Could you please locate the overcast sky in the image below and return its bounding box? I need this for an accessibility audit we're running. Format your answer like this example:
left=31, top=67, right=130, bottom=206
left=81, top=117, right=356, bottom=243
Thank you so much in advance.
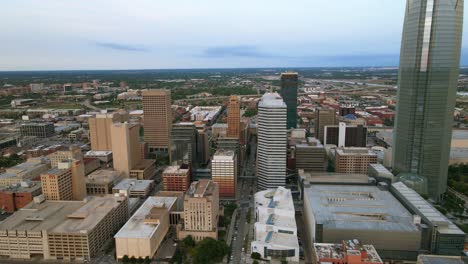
left=1, top=0, right=467, bottom=70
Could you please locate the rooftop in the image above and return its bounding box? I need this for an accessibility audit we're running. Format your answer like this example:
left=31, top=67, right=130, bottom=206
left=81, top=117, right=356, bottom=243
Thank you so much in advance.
left=305, top=185, right=419, bottom=232
left=114, top=196, right=176, bottom=239
left=392, top=182, right=465, bottom=235
left=336, top=147, right=376, bottom=156
left=259, top=93, right=286, bottom=108
left=213, top=149, right=235, bottom=159
left=187, top=179, right=216, bottom=198
left=85, top=150, right=113, bottom=156
left=113, top=178, right=153, bottom=192
left=163, top=166, right=190, bottom=175
left=255, top=187, right=295, bottom=212
left=417, top=255, right=466, bottom=264
left=0, top=195, right=126, bottom=234
left=314, top=240, right=383, bottom=263
left=299, top=171, right=371, bottom=185
left=86, top=170, right=120, bottom=184
left=131, top=159, right=155, bottom=171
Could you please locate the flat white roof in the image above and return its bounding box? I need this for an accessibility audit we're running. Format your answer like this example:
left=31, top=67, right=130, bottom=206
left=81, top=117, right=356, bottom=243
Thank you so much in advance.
left=259, top=93, right=286, bottom=108
left=114, top=196, right=176, bottom=239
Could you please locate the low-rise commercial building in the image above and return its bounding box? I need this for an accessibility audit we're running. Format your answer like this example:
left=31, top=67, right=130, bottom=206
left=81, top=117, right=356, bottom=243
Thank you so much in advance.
left=47, top=145, right=83, bottom=168
left=335, top=148, right=378, bottom=174
left=163, top=165, right=191, bottom=192
left=0, top=195, right=129, bottom=261
left=0, top=157, right=50, bottom=187
left=114, top=196, right=177, bottom=260
left=391, top=182, right=465, bottom=256
left=112, top=179, right=154, bottom=198
left=86, top=170, right=121, bottom=195
left=20, top=123, right=54, bottom=138
left=252, top=187, right=299, bottom=262
left=417, top=255, right=466, bottom=264
left=129, top=159, right=156, bottom=180
left=0, top=182, right=42, bottom=213
left=178, top=180, right=219, bottom=241
left=85, top=150, right=113, bottom=167
left=303, top=184, right=421, bottom=260
left=292, top=137, right=326, bottom=172
left=368, top=163, right=394, bottom=184
left=313, top=240, right=383, bottom=264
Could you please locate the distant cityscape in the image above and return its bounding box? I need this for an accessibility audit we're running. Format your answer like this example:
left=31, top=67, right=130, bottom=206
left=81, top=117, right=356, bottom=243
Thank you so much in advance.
left=0, top=1, right=467, bottom=264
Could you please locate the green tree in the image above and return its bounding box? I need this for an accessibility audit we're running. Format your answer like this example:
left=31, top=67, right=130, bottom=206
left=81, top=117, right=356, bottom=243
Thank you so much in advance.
left=144, top=256, right=151, bottom=264
left=130, top=256, right=137, bottom=264
left=122, top=255, right=130, bottom=263
left=253, top=261, right=259, bottom=264
left=137, top=257, right=144, bottom=263
left=181, top=235, right=196, bottom=248
left=192, top=238, right=229, bottom=264
left=251, top=252, right=261, bottom=260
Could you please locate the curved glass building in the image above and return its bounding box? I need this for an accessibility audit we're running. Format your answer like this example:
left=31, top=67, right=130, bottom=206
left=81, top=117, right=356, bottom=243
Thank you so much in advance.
left=393, top=0, right=464, bottom=200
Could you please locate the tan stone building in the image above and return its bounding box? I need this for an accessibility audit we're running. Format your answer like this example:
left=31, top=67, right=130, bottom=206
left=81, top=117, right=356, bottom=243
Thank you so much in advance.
left=89, top=112, right=128, bottom=151
left=0, top=157, right=50, bottom=187
left=40, top=159, right=87, bottom=201
left=227, top=95, right=240, bottom=139
left=178, top=180, right=219, bottom=241
left=129, top=159, right=156, bottom=180
left=86, top=169, right=121, bottom=195
left=0, top=195, right=128, bottom=261
left=114, top=196, right=177, bottom=260
left=142, top=90, right=172, bottom=152
left=162, top=165, right=190, bottom=192
left=47, top=145, right=83, bottom=167
left=111, top=122, right=141, bottom=178
left=314, top=107, right=336, bottom=144
left=335, top=147, right=378, bottom=174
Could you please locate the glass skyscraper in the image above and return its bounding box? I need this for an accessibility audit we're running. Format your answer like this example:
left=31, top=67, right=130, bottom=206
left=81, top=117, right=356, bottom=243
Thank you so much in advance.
left=393, top=0, right=464, bottom=200
left=280, top=72, right=298, bottom=129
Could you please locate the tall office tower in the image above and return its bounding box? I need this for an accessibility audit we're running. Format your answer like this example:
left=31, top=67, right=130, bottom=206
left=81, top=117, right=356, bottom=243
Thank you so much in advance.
left=212, top=150, right=237, bottom=199
left=111, top=123, right=141, bottom=178
left=88, top=112, right=128, bottom=151
left=178, top=180, right=219, bottom=241
left=142, top=90, right=172, bottom=152
left=324, top=123, right=367, bottom=147
left=227, top=95, right=240, bottom=139
left=314, top=107, right=336, bottom=144
left=393, top=0, right=464, bottom=200
left=170, top=123, right=197, bottom=166
left=194, top=122, right=210, bottom=166
left=257, top=93, right=287, bottom=190
left=280, top=72, right=298, bottom=129
left=48, top=145, right=83, bottom=167
left=68, top=159, right=87, bottom=200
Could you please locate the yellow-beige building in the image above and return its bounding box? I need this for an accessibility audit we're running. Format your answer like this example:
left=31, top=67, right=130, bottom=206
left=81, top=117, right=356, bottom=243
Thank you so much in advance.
left=114, top=196, right=177, bottom=260
left=89, top=112, right=128, bottom=151
left=47, top=145, right=83, bottom=167
left=0, top=195, right=128, bottom=261
left=178, top=180, right=219, bottom=241
left=111, top=122, right=141, bottom=178
left=0, top=157, right=50, bottom=187
left=40, top=159, right=86, bottom=201
left=142, top=90, right=172, bottom=152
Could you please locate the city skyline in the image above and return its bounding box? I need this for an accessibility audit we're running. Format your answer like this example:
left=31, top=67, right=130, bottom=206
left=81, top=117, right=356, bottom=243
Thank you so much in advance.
left=3, top=0, right=468, bottom=70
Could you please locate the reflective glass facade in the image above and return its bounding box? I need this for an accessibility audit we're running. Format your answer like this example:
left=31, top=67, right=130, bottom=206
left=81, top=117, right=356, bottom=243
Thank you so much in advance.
left=394, top=0, right=464, bottom=200
left=280, top=72, right=298, bottom=129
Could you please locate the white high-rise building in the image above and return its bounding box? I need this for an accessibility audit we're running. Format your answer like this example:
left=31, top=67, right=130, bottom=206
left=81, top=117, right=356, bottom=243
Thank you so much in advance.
left=257, top=93, right=287, bottom=190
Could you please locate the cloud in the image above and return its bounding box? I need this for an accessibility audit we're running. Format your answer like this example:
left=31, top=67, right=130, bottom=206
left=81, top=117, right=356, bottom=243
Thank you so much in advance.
left=201, top=45, right=271, bottom=58
left=95, top=42, right=149, bottom=52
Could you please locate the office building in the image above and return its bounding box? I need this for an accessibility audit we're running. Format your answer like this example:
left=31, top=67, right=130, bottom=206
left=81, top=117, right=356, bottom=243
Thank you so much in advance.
left=85, top=150, right=113, bottom=167
left=177, top=180, right=219, bottom=241
left=417, top=255, right=466, bottom=264
left=339, top=106, right=356, bottom=117
left=315, top=108, right=336, bottom=144
left=195, top=122, right=210, bottom=165
left=251, top=187, right=299, bottom=262
left=111, top=122, right=141, bottom=178
left=86, top=169, right=121, bottom=195
left=40, top=160, right=85, bottom=201
left=0, top=182, right=42, bottom=213
left=48, top=145, right=83, bottom=167
left=88, top=113, right=128, bottom=151
left=291, top=137, right=326, bottom=172
left=227, top=95, right=240, bottom=139
left=0, top=195, right=128, bottom=261
left=20, top=123, right=55, bottom=138
left=142, top=89, right=172, bottom=152
left=324, top=123, right=367, bottom=147
left=335, top=148, right=378, bottom=174
left=212, top=150, right=237, bottom=199
left=170, top=122, right=197, bottom=166
left=112, top=178, right=154, bottom=198
left=212, top=123, right=228, bottom=139
left=129, top=159, right=156, bottom=180
left=393, top=0, right=464, bottom=200
left=391, top=182, right=465, bottom=255
left=303, top=185, right=422, bottom=260
left=0, top=157, right=50, bottom=187
left=114, top=196, right=177, bottom=260
left=280, top=72, right=298, bottom=129
left=313, top=240, right=383, bottom=264
left=162, top=165, right=191, bottom=192
left=257, top=93, right=287, bottom=190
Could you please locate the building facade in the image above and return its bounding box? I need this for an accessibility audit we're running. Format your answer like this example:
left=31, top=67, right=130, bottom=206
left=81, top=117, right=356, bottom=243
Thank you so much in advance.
left=257, top=93, right=287, bottom=190
left=142, top=90, right=172, bottom=152
left=324, top=123, right=367, bottom=148
left=227, top=95, right=240, bottom=139
left=280, top=72, right=298, bottom=129
left=393, top=0, right=464, bottom=200
left=20, top=123, right=55, bottom=138
left=315, top=108, right=336, bottom=144
left=162, top=165, right=191, bottom=192
left=335, top=148, right=378, bottom=174
left=170, top=123, right=197, bottom=166
left=111, top=122, right=141, bottom=178
left=211, top=150, right=237, bottom=199
left=178, top=180, right=219, bottom=241
left=89, top=114, right=115, bottom=151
